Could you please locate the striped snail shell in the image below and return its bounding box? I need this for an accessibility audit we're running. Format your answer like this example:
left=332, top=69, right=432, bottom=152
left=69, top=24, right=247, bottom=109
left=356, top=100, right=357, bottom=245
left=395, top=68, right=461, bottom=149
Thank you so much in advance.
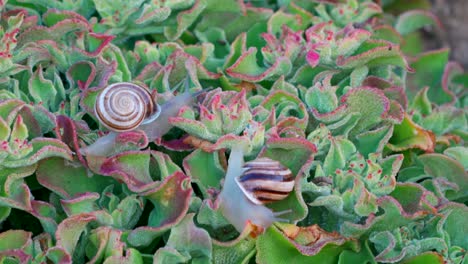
left=95, top=82, right=161, bottom=132
left=235, top=157, right=294, bottom=205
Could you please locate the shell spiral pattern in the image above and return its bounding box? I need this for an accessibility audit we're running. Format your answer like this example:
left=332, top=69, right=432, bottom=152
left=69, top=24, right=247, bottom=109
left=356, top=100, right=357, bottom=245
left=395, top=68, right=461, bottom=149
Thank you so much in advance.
left=236, top=157, right=294, bottom=205
left=95, top=82, right=160, bottom=132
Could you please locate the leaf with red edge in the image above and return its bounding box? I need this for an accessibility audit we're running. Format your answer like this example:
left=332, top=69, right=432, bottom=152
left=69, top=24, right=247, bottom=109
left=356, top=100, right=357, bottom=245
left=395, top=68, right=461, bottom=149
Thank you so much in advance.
left=55, top=213, right=96, bottom=256
left=341, top=196, right=430, bottom=238
left=36, top=157, right=117, bottom=199
left=183, top=149, right=225, bottom=198
left=408, top=49, right=451, bottom=104
left=160, top=213, right=212, bottom=263
left=99, top=150, right=181, bottom=193
left=127, top=171, right=192, bottom=247
left=337, top=40, right=412, bottom=71
left=66, top=61, right=96, bottom=90
left=17, top=18, right=90, bottom=48
left=256, top=223, right=359, bottom=264
left=0, top=230, right=32, bottom=263
left=226, top=47, right=291, bottom=82
left=85, top=33, right=114, bottom=57
left=342, top=87, right=390, bottom=136
left=395, top=10, right=441, bottom=36
left=400, top=252, right=444, bottom=264
left=28, top=66, right=57, bottom=109
left=85, top=227, right=125, bottom=263
left=387, top=114, right=435, bottom=152
left=164, top=0, right=208, bottom=41
left=419, top=154, right=468, bottom=202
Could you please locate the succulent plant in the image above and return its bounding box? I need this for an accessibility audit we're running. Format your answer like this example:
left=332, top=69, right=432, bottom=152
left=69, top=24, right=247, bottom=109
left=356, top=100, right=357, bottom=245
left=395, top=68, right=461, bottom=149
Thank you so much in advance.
left=0, top=0, right=466, bottom=263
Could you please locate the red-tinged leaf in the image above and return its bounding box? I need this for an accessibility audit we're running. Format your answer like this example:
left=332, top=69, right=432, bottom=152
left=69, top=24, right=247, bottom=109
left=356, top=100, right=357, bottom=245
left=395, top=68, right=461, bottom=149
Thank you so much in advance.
left=55, top=115, right=89, bottom=166
left=66, top=61, right=96, bottom=90
left=395, top=10, right=441, bottom=36
left=84, top=33, right=114, bottom=57
left=17, top=19, right=90, bottom=48
left=44, top=247, right=72, bottom=264
left=341, top=87, right=390, bottom=136
left=400, top=252, right=444, bottom=264
left=165, top=49, right=221, bottom=82
left=36, top=157, right=117, bottom=199
left=256, top=223, right=358, bottom=264
left=261, top=90, right=308, bottom=130
left=164, top=213, right=212, bottom=262
left=55, top=213, right=96, bottom=255
left=30, top=200, right=58, bottom=235
left=2, top=138, right=73, bottom=168
left=0, top=230, right=31, bottom=250
left=372, top=25, right=403, bottom=44
left=337, top=40, right=412, bottom=71
left=127, top=171, right=192, bottom=247
left=212, top=226, right=256, bottom=264
left=86, top=227, right=125, bottom=263
left=164, top=0, right=207, bottom=41
left=408, top=49, right=451, bottom=104
left=438, top=203, right=468, bottom=249
left=28, top=66, right=57, bottom=109
left=60, top=193, right=100, bottom=216
left=390, top=183, right=438, bottom=215
left=355, top=125, right=394, bottom=157
left=225, top=47, right=292, bottom=82
left=0, top=99, right=26, bottom=126
left=135, top=5, right=171, bottom=24
left=99, top=151, right=156, bottom=192
left=17, top=104, right=56, bottom=138
left=183, top=149, right=225, bottom=197
left=99, top=248, right=143, bottom=264
left=441, top=62, right=464, bottom=105
left=261, top=136, right=316, bottom=177
left=341, top=196, right=430, bottom=238
left=419, top=154, right=468, bottom=202
left=42, top=9, right=88, bottom=27
left=387, top=114, right=435, bottom=152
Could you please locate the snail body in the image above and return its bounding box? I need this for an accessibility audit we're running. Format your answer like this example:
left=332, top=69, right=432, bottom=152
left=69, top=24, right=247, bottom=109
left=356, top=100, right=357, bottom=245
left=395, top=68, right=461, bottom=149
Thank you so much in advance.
left=218, top=147, right=293, bottom=233
left=80, top=82, right=200, bottom=157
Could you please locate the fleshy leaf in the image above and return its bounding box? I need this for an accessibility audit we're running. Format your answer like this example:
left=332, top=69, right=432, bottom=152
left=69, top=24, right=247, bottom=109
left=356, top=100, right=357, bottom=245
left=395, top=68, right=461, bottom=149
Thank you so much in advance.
left=37, top=157, right=117, bottom=199
left=256, top=223, right=359, bottom=264
left=419, top=154, right=468, bottom=202
left=387, top=114, right=435, bottom=152
left=127, top=171, right=191, bottom=247
left=395, top=10, right=441, bottom=35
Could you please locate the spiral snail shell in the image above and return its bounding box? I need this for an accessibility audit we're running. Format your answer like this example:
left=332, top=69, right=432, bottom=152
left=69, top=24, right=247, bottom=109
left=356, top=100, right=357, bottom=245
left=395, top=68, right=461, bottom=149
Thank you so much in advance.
left=95, top=82, right=161, bottom=132
left=235, top=157, right=294, bottom=205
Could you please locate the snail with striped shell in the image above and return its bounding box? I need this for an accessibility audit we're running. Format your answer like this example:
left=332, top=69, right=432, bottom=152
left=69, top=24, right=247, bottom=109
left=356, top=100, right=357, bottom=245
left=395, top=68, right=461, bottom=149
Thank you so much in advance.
left=80, top=82, right=200, bottom=157
left=218, top=146, right=294, bottom=234
left=94, top=82, right=161, bottom=132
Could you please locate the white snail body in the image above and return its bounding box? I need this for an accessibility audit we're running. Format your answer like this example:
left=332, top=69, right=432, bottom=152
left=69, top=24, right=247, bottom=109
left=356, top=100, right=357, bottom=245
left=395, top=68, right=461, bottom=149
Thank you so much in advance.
left=80, top=82, right=200, bottom=157
left=218, top=147, right=293, bottom=233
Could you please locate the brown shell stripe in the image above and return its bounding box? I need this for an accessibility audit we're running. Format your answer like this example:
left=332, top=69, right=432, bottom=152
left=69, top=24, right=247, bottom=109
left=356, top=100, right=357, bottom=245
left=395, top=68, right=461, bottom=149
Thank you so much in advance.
left=237, top=158, right=294, bottom=204
left=95, top=83, right=156, bottom=132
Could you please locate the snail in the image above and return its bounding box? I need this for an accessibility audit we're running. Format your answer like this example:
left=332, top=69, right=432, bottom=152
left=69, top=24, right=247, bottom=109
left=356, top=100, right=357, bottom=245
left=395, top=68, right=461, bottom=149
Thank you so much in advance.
left=94, top=82, right=161, bottom=132
left=217, top=147, right=294, bottom=234
left=236, top=157, right=294, bottom=205
left=80, top=82, right=201, bottom=157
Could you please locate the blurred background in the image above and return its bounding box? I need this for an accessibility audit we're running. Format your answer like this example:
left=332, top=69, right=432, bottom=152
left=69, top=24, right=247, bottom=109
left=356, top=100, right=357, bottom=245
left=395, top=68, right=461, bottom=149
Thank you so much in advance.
left=429, top=0, right=468, bottom=68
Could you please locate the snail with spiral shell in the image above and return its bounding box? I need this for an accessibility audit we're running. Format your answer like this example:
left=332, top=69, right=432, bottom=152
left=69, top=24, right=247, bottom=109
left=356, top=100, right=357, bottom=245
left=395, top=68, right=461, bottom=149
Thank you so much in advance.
left=80, top=82, right=200, bottom=157
left=94, top=82, right=161, bottom=132
left=217, top=147, right=295, bottom=234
